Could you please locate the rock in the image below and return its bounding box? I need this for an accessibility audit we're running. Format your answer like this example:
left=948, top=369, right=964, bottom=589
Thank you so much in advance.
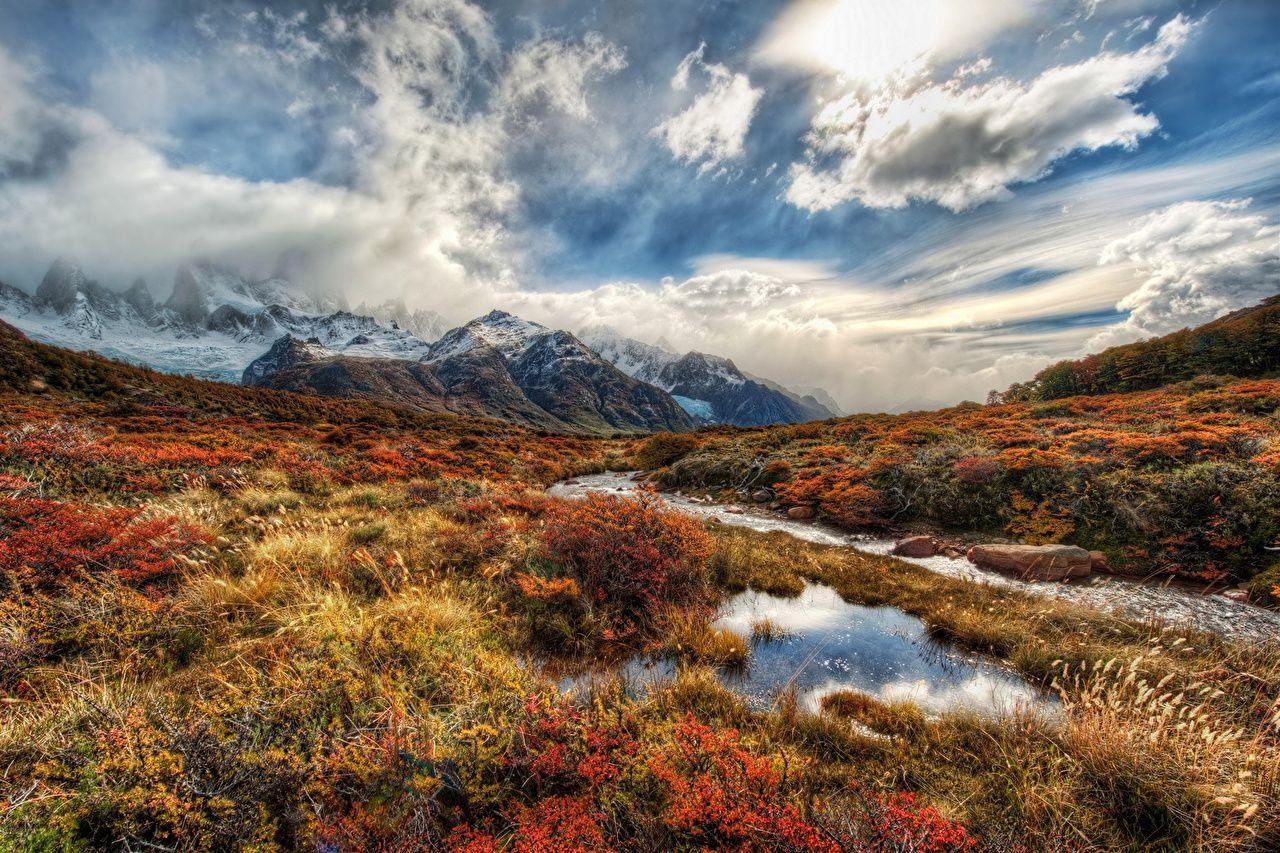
left=967, top=544, right=1092, bottom=582
left=768, top=502, right=782, bottom=511
left=725, top=507, right=745, bottom=515
left=562, top=479, right=580, bottom=485
left=942, top=546, right=965, bottom=560
left=1221, top=588, right=1251, bottom=603
left=890, top=535, right=938, bottom=558
left=1089, top=550, right=1112, bottom=574
left=787, top=506, right=815, bottom=520
left=630, top=472, right=649, bottom=482
left=751, top=489, right=772, bottom=503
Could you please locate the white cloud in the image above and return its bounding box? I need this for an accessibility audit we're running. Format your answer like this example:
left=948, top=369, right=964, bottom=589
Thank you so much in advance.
left=786, top=15, right=1195, bottom=212
left=0, top=2, right=625, bottom=318
left=498, top=33, right=625, bottom=121
left=1091, top=199, right=1280, bottom=346
left=756, top=0, right=1035, bottom=84
left=652, top=44, right=762, bottom=173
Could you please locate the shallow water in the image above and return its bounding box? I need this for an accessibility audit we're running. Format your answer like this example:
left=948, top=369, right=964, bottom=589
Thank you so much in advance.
left=714, top=584, right=1040, bottom=714
left=558, top=582, right=1043, bottom=717
left=548, top=472, right=1280, bottom=644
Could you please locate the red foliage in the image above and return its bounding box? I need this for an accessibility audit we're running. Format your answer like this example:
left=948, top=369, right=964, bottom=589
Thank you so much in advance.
left=0, top=495, right=207, bottom=592
left=540, top=490, right=713, bottom=632
left=515, top=695, right=640, bottom=791
left=648, top=716, right=832, bottom=852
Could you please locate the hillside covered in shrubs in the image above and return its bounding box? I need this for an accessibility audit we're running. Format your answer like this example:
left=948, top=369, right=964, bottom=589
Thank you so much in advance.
left=653, top=300, right=1280, bottom=588
left=995, top=296, right=1280, bottom=403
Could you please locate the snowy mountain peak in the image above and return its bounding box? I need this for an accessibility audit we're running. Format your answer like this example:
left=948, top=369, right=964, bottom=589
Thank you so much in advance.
left=123, top=279, right=156, bottom=321
left=36, top=257, right=91, bottom=313
left=356, top=298, right=449, bottom=342
left=580, top=327, right=837, bottom=426
left=242, top=335, right=329, bottom=384
left=1, top=258, right=438, bottom=384
left=578, top=325, right=678, bottom=386
left=427, top=310, right=551, bottom=363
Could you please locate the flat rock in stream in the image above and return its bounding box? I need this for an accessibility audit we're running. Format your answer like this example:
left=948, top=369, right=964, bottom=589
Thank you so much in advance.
left=891, top=535, right=939, bottom=558
left=968, top=544, right=1091, bottom=582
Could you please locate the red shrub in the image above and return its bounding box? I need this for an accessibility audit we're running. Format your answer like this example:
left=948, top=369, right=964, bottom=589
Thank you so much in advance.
left=648, top=716, right=833, bottom=852
left=0, top=496, right=207, bottom=592
left=540, top=491, right=713, bottom=632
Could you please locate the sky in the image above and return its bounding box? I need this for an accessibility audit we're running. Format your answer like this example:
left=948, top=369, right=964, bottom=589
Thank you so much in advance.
left=0, top=0, right=1277, bottom=411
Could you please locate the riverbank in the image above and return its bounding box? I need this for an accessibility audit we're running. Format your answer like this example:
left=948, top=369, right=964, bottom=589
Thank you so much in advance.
left=550, top=471, right=1280, bottom=643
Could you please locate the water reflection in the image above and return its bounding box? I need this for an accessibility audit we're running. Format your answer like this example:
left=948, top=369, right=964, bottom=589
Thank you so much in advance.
left=556, top=582, right=1045, bottom=718
left=712, top=584, right=1040, bottom=715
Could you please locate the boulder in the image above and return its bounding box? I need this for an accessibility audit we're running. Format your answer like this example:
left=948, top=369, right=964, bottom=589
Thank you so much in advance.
left=787, top=506, right=815, bottom=520
left=891, top=536, right=938, bottom=558
left=967, top=544, right=1091, bottom=582
left=1089, top=550, right=1112, bottom=574
left=751, top=489, right=772, bottom=503
left=942, top=546, right=965, bottom=560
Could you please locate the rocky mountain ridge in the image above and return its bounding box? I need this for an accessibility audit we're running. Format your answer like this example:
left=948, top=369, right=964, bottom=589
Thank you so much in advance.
left=246, top=310, right=696, bottom=434
left=578, top=325, right=838, bottom=426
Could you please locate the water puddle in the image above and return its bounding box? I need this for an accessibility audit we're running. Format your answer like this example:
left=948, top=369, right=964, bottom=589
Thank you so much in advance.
left=548, top=472, right=1280, bottom=643
left=557, top=582, right=1043, bottom=717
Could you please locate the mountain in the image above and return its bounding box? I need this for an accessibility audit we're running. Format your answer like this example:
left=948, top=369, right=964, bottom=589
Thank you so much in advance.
left=1000, top=295, right=1280, bottom=402
left=0, top=259, right=439, bottom=383
left=578, top=326, right=838, bottom=426
left=357, top=298, right=451, bottom=343
left=246, top=311, right=696, bottom=434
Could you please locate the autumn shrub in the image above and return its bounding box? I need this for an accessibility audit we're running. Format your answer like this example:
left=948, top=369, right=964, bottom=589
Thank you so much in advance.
left=647, top=715, right=831, bottom=850
left=632, top=431, right=700, bottom=469
left=0, top=496, right=207, bottom=593
left=1249, top=561, right=1280, bottom=608
left=540, top=491, right=714, bottom=636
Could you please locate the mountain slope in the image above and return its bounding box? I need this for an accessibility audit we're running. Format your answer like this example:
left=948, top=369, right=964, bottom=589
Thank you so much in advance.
left=578, top=326, right=837, bottom=426
left=248, top=311, right=696, bottom=434
left=0, top=259, right=438, bottom=383
left=1001, top=296, right=1280, bottom=402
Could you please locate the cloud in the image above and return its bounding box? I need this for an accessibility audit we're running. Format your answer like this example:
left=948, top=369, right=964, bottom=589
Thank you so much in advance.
left=499, top=34, right=626, bottom=120
left=0, top=1, right=625, bottom=316
left=756, top=0, right=1034, bottom=84
left=785, top=15, right=1195, bottom=212
left=1091, top=198, right=1280, bottom=346
left=652, top=44, right=762, bottom=173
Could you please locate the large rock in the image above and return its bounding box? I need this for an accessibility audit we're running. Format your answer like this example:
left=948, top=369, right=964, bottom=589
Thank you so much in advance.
left=787, top=506, right=815, bottom=520
left=891, top=536, right=938, bottom=558
left=967, top=544, right=1091, bottom=582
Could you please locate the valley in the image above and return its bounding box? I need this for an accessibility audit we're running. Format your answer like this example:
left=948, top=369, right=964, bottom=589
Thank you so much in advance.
left=0, top=304, right=1277, bottom=850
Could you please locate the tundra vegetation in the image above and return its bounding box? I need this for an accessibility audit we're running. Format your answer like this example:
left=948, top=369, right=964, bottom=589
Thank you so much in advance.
left=1, top=317, right=1278, bottom=851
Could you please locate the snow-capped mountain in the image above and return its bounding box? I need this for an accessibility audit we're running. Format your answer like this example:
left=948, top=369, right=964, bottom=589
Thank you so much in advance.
left=357, top=298, right=451, bottom=343
left=247, top=310, right=695, bottom=434
left=0, top=259, right=440, bottom=383
left=578, top=326, right=839, bottom=426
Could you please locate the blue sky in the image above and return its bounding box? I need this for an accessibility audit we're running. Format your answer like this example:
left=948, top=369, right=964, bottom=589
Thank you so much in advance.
left=0, top=0, right=1277, bottom=409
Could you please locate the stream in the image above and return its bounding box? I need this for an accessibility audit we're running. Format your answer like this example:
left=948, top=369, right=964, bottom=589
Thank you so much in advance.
left=548, top=472, right=1280, bottom=645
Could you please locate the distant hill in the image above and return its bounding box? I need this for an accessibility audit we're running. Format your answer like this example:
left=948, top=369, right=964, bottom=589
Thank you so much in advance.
left=998, top=296, right=1280, bottom=403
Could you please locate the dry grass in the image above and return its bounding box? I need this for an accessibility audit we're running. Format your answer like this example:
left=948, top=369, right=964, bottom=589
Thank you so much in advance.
left=662, top=608, right=750, bottom=671
left=748, top=616, right=792, bottom=643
